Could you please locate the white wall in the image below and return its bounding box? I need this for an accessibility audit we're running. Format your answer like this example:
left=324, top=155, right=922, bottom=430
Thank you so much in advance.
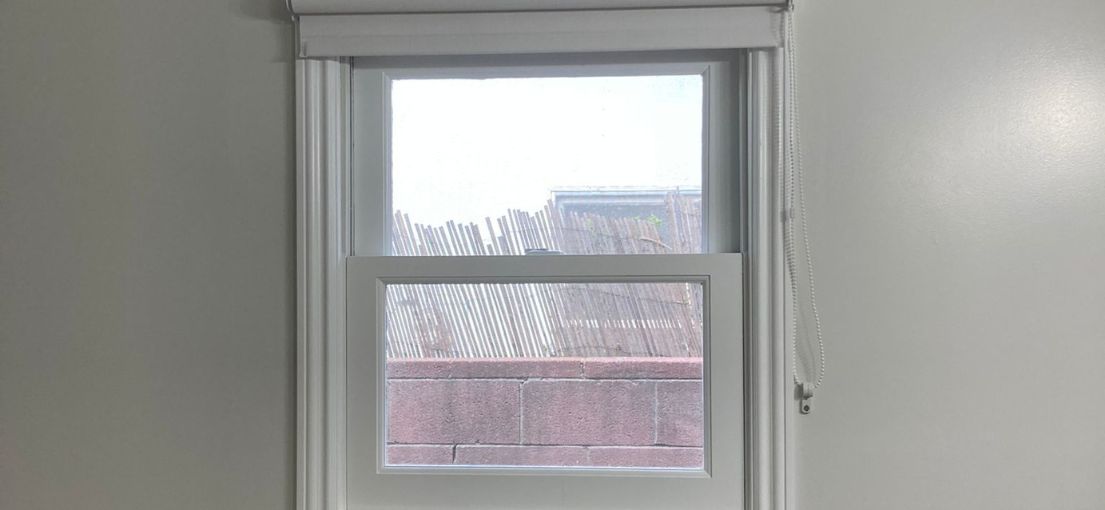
left=792, top=0, right=1105, bottom=509
left=1, top=0, right=1103, bottom=509
left=0, top=1, right=295, bottom=509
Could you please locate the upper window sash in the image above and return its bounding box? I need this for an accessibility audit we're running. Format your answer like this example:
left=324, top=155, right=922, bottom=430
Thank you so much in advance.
left=350, top=52, right=741, bottom=257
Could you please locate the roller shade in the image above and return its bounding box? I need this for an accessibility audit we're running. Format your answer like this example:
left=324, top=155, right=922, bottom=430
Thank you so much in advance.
left=288, top=0, right=786, bottom=13
left=289, top=1, right=786, bottom=57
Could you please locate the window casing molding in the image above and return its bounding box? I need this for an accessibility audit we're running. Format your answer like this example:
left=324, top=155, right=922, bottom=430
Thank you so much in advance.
left=296, top=36, right=790, bottom=510
left=297, top=57, right=351, bottom=510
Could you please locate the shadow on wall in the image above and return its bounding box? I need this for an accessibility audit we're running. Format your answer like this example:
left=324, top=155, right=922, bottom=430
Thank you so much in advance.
left=232, top=0, right=296, bottom=63
left=234, top=0, right=292, bottom=22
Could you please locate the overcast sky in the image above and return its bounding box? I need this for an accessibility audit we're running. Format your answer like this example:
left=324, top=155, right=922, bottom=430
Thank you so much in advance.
left=391, top=74, right=703, bottom=226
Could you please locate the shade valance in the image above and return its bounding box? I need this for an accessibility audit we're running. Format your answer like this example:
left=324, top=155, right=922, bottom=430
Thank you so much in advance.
left=290, top=0, right=785, bottom=57
left=288, top=1, right=786, bottom=14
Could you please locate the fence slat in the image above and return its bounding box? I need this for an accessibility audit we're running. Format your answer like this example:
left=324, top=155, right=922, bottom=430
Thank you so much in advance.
left=385, top=193, right=705, bottom=359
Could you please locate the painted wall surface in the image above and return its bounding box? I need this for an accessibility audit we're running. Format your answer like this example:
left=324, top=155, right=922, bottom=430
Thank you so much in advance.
left=1, top=0, right=1103, bottom=509
left=791, top=0, right=1105, bottom=509
left=0, top=1, right=296, bottom=509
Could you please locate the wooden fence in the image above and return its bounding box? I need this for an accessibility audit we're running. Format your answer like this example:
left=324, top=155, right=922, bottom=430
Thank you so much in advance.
left=386, top=194, right=704, bottom=359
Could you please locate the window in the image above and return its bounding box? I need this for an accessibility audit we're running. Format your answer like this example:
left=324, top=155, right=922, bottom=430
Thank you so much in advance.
left=345, top=51, right=743, bottom=507
left=293, top=3, right=788, bottom=510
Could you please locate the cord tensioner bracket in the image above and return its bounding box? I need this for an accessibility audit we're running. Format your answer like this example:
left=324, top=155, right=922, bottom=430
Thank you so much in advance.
left=799, top=382, right=814, bottom=414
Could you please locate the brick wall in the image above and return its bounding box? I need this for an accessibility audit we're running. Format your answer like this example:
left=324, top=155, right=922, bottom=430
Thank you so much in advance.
left=385, top=358, right=703, bottom=468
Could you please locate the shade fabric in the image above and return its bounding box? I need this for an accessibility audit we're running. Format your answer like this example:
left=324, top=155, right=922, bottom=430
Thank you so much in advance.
left=290, top=1, right=785, bottom=57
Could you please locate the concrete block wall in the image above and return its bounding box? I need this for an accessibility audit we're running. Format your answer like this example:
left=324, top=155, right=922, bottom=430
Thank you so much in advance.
left=385, top=358, right=703, bottom=468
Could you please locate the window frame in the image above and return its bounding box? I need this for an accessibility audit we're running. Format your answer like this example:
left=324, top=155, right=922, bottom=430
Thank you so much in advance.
left=297, top=50, right=790, bottom=510
left=346, top=52, right=743, bottom=487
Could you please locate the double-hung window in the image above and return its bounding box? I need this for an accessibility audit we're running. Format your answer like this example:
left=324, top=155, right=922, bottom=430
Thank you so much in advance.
left=294, top=3, right=789, bottom=510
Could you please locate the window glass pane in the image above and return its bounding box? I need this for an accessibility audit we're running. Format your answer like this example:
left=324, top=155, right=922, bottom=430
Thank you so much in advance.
left=384, top=282, right=704, bottom=470
left=390, top=75, right=703, bottom=255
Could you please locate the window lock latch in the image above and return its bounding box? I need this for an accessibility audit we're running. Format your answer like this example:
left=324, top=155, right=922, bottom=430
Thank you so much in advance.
left=524, top=248, right=563, bottom=255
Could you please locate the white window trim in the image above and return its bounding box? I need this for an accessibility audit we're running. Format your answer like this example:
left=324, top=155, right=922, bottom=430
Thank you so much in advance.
left=296, top=52, right=791, bottom=510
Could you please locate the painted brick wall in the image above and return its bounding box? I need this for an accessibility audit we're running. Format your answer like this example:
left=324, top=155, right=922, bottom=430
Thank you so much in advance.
left=385, top=358, right=703, bottom=468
